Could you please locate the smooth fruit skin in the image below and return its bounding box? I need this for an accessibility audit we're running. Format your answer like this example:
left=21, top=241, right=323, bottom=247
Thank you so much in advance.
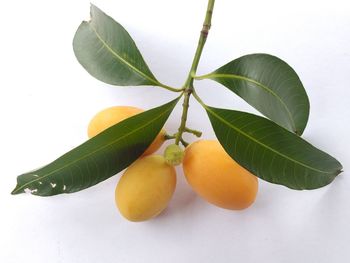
left=87, top=106, right=165, bottom=155
left=115, top=155, right=176, bottom=222
left=183, top=140, right=258, bottom=210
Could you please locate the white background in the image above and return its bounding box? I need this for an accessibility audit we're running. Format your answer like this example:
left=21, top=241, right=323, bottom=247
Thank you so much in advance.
left=1, top=0, right=349, bottom=262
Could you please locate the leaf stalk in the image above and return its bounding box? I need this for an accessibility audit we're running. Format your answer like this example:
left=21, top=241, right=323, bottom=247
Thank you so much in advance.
left=157, top=82, right=184, bottom=92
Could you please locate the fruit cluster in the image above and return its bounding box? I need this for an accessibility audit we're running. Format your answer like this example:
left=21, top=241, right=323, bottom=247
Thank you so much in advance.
left=89, top=106, right=258, bottom=222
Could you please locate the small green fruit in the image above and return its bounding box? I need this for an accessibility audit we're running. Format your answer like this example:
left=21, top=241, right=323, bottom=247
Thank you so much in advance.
left=164, top=144, right=184, bottom=166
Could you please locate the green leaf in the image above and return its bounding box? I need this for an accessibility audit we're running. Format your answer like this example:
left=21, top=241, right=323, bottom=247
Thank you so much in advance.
left=198, top=54, right=310, bottom=135
left=73, top=4, right=159, bottom=86
left=11, top=97, right=179, bottom=196
left=204, top=105, right=342, bottom=190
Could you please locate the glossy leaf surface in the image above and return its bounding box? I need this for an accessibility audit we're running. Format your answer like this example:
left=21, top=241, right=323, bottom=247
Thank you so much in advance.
left=73, top=4, right=159, bottom=86
left=11, top=98, right=179, bottom=196
left=205, top=105, right=342, bottom=190
left=200, top=54, right=309, bottom=135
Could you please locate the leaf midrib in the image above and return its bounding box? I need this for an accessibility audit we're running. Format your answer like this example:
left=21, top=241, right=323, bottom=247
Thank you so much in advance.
left=206, top=106, right=334, bottom=175
left=13, top=106, right=174, bottom=194
left=89, top=22, right=159, bottom=86
left=207, top=73, right=297, bottom=132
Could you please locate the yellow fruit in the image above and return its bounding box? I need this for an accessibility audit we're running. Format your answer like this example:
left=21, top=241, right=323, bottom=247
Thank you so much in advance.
left=115, top=155, right=176, bottom=222
left=183, top=140, right=258, bottom=210
left=87, top=106, right=166, bottom=155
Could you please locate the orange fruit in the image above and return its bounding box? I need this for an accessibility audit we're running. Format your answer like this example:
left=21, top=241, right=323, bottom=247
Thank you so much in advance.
left=183, top=140, right=258, bottom=210
left=87, top=106, right=166, bottom=155
left=115, top=155, right=176, bottom=222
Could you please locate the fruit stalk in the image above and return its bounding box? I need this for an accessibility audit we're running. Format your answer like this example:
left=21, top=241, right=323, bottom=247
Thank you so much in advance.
left=175, top=0, right=215, bottom=145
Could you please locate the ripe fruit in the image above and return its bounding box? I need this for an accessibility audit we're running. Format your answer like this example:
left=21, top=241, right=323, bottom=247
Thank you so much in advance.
left=183, top=140, right=258, bottom=210
left=164, top=144, right=184, bottom=166
left=87, top=106, right=166, bottom=155
left=115, top=155, right=176, bottom=222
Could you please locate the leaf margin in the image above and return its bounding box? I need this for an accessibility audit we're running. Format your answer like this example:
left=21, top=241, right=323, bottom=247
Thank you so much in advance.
left=11, top=96, right=180, bottom=196
left=73, top=4, right=174, bottom=89
left=195, top=53, right=310, bottom=135
left=192, top=91, right=342, bottom=190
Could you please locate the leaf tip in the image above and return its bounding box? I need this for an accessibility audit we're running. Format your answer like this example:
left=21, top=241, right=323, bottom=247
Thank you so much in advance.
left=89, top=3, right=101, bottom=19
left=336, top=169, right=343, bottom=176
left=11, top=184, right=22, bottom=195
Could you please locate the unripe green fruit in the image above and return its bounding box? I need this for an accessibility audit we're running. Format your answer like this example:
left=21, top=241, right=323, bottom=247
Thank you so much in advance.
left=164, top=144, right=184, bottom=166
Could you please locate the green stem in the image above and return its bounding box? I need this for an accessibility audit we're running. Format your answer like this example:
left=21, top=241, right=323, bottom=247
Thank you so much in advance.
left=183, top=0, right=215, bottom=87
left=164, top=133, right=176, bottom=140
left=157, top=82, right=184, bottom=92
left=175, top=91, right=191, bottom=144
left=192, top=90, right=206, bottom=108
left=175, top=0, right=215, bottom=145
left=184, top=127, right=202, bottom=137
left=180, top=138, right=189, bottom=147
left=193, top=73, right=212, bottom=80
